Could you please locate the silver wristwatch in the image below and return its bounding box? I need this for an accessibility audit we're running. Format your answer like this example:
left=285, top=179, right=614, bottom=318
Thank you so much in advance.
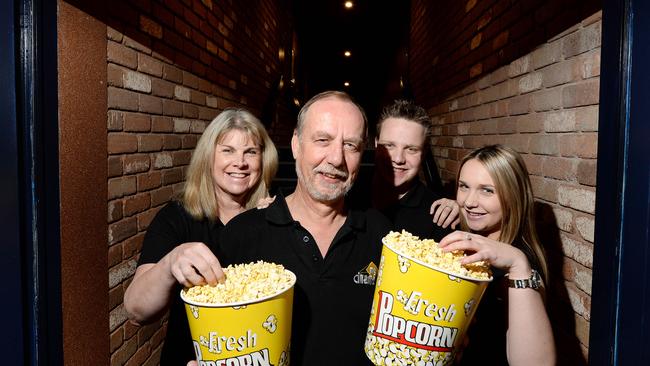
left=508, top=269, right=542, bottom=289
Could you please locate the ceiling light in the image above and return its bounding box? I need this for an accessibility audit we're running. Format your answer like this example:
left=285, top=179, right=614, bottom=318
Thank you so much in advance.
left=344, top=50, right=351, bottom=57
left=344, top=81, right=350, bottom=87
left=344, top=1, right=353, bottom=9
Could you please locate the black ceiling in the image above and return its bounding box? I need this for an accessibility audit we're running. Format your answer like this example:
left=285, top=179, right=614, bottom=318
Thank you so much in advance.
left=291, top=0, right=411, bottom=123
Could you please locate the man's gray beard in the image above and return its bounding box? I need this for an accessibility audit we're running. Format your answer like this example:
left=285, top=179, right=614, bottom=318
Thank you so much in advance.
left=295, top=165, right=353, bottom=202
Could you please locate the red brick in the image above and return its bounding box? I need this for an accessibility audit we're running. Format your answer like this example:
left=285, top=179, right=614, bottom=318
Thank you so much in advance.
left=163, top=135, right=182, bottom=149
left=124, top=319, right=140, bottom=339
left=501, top=134, right=530, bottom=152
left=125, top=343, right=151, bottom=366
left=108, top=156, right=123, bottom=178
left=109, top=284, right=124, bottom=310
left=152, top=116, right=174, bottom=132
left=110, top=328, right=124, bottom=353
left=522, top=153, right=543, bottom=175
left=542, top=156, right=577, bottom=180
left=577, top=159, right=597, bottom=186
left=563, top=21, right=601, bottom=58
left=576, top=105, right=599, bottom=132
left=138, top=206, right=163, bottom=231
left=124, top=113, right=151, bottom=132
left=162, top=167, right=184, bottom=185
left=108, top=199, right=124, bottom=223
left=108, top=110, right=125, bottom=131
left=497, top=117, right=516, bottom=133
left=138, top=323, right=161, bottom=345
left=137, top=171, right=162, bottom=191
left=150, top=186, right=175, bottom=207
left=190, top=90, right=207, bottom=105
left=531, top=40, right=561, bottom=70
left=544, top=110, right=577, bottom=133
left=153, top=152, right=174, bottom=169
left=143, top=346, right=163, bottom=366
left=559, top=133, right=598, bottom=158
left=541, top=61, right=575, bottom=88
left=108, top=217, right=138, bottom=245
left=558, top=185, right=596, bottom=214
left=108, top=133, right=138, bottom=154
left=108, top=244, right=123, bottom=268
left=138, top=53, right=163, bottom=77
left=172, top=150, right=193, bottom=166
left=123, top=233, right=145, bottom=260
left=150, top=324, right=167, bottom=349
left=163, top=64, right=183, bottom=83
left=184, top=104, right=200, bottom=118
left=529, top=134, right=559, bottom=155
left=107, top=41, right=137, bottom=69
left=507, top=94, right=531, bottom=115
left=124, top=193, right=151, bottom=216
left=123, top=34, right=151, bottom=54
left=139, top=94, right=163, bottom=114
left=151, top=78, right=174, bottom=98
left=138, top=135, right=164, bottom=152
left=530, top=175, right=559, bottom=203
left=124, top=154, right=151, bottom=174
left=516, top=113, right=543, bottom=133
left=175, top=16, right=192, bottom=38
left=107, top=26, right=124, bottom=43
left=562, top=79, right=600, bottom=108
left=489, top=101, right=508, bottom=118
left=140, top=15, right=162, bottom=39
left=108, top=87, right=139, bottom=111
left=163, top=99, right=184, bottom=116
left=108, top=63, right=125, bottom=87
left=531, top=87, right=562, bottom=112
left=109, top=176, right=137, bottom=199
left=182, top=135, right=198, bottom=148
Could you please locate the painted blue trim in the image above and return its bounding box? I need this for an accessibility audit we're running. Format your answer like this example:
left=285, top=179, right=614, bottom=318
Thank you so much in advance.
left=590, top=0, right=650, bottom=365
left=0, top=0, right=25, bottom=364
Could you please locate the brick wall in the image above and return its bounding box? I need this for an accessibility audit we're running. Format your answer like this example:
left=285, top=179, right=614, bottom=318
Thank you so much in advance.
left=106, top=1, right=294, bottom=365
left=411, top=2, right=601, bottom=363
left=410, top=0, right=600, bottom=106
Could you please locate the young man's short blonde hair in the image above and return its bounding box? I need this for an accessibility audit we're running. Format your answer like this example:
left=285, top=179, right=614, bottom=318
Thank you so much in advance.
left=182, top=108, right=278, bottom=221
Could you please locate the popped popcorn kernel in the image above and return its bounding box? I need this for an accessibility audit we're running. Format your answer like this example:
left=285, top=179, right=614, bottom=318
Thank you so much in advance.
left=384, top=230, right=492, bottom=280
left=182, top=261, right=294, bottom=304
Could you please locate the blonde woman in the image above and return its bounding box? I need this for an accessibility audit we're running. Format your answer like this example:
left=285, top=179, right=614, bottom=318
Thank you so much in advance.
left=123, top=108, right=278, bottom=366
left=438, top=144, right=555, bottom=366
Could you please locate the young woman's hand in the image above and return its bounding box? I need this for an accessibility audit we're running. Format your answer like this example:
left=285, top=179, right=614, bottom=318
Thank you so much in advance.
left=166, top=242, right=226, bottom=287
left=438, top=231, right=531, bottom=277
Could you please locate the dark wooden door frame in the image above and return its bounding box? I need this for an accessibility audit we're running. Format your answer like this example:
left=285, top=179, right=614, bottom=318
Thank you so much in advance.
left=589, top=0, right=650, bottom=364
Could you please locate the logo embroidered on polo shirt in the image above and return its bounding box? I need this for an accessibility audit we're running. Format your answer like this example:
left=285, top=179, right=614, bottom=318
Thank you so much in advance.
left=353, top=262, right=378, bottom=285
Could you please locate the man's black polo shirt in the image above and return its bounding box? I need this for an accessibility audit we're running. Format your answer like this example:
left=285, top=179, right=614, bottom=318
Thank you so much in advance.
left=217, top=193, right=392, bottom=366
left=383, top=180, right=451, bottom=242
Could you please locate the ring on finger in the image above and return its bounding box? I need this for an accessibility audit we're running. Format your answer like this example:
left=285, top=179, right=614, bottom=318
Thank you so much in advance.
left=466, top=233, right=472, bottom=241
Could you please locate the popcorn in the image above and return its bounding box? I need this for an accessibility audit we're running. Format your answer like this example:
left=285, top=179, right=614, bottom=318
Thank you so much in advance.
left=182, top=261, right=294, bottom=304
left=383, top=231, right=492, bottom=280
left=365, top=331, right=453, bottom=366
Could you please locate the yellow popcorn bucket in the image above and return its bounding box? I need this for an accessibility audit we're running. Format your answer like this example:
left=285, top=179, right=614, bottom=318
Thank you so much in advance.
left=365, top=238, right=491, bottom=366
left=181, top=270, right=296, bottom=366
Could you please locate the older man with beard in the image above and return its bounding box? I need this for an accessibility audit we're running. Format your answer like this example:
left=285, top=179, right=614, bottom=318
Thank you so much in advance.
left=209, top=91, right=391, bottom=366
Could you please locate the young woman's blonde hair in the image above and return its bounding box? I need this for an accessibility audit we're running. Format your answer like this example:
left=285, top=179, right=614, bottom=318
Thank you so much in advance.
left=457, top=144, right=549, bottom=284
left=181, top=108, right=278, bottom=221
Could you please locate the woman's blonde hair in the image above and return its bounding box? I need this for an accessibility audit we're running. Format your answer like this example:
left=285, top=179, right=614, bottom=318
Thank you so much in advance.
left=457, top=144, right=549, bottom=283
left=182, top=108, right=278, bottom=221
